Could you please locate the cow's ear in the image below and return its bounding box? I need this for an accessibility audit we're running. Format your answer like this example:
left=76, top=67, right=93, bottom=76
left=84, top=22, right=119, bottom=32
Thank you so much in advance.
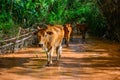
left=37, top=26, right=41, bottom=30
left=33, top=30, right=38, bottom=35
left=46, top=31, right=53, bottom=35
left=63, top=24, right=66, bottom=27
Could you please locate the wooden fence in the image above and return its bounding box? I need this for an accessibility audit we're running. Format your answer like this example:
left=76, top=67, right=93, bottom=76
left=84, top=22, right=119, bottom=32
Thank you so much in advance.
left=0, top=29, right=37, bottom=54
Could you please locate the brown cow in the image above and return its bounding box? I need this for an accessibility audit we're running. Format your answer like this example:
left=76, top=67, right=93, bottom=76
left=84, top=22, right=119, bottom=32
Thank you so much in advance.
left=35, top=24, right=64, bottom=65
left=63, top=23, right=73, bottom=47
left=76, top=23, right=88, bottom=43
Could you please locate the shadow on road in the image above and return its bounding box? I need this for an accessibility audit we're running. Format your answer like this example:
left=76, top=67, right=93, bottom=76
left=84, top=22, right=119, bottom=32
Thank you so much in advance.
left=0, top=36, right=120, bottom=80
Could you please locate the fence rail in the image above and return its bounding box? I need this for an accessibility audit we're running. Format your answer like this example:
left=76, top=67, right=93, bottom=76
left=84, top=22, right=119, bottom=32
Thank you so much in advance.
left=0, top=31, right=36, bottom=54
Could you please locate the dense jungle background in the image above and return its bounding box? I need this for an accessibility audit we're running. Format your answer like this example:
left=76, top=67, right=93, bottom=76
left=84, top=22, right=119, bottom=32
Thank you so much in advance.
left=0, top=0, right=119, bottom=41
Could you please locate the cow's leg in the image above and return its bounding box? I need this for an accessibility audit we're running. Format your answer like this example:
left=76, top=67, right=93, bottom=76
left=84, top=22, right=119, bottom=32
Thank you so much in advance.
left=56, top=45, right=62, bottom=61
left=77, top=28, right=79, bottom=35
left=44, top=48, right=50, bottom=65
left=46, top=52, right=50, bottom=65
left=50, top=47, right=54, bottom=64
left=64, top=37, right=68, bottom=47
left=46, top=47, right=54, bottom=65
left=66, top=36, right=70, bottom=47
left=70, top=30, right=73, bottom=41
left=81, top=31, right=86, bottom=43
left=64, top=38, right=67, bottom=45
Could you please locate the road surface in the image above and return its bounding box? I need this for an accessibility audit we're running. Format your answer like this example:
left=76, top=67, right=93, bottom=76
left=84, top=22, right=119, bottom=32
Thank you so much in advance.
left=0, top=36, right=120, bottom=80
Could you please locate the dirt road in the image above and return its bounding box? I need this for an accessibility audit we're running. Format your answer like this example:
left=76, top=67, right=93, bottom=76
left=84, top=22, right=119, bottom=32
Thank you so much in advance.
left=0, top=36, right=120, bottom=80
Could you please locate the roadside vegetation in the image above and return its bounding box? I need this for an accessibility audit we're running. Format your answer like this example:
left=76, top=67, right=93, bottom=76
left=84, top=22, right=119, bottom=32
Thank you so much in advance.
left=0, top=0, right=118, bottom=41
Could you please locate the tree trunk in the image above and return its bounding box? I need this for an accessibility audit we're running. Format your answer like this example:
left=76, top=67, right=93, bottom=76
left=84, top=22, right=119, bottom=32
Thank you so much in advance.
left=97, top=0, right=120, bottom=41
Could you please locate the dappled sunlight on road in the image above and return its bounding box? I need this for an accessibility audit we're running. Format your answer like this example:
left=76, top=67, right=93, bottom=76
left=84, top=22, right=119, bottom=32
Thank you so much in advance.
left=0, top=37, right=120, bottom=80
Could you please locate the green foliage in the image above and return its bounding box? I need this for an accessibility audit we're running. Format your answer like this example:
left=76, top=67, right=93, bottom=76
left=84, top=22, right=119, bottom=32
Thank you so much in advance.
left=0, top=0, right=107, bottom=39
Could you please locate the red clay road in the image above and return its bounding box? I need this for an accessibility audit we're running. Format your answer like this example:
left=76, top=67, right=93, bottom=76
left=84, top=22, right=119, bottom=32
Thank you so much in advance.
left=0, top=36, right=120, bottom=80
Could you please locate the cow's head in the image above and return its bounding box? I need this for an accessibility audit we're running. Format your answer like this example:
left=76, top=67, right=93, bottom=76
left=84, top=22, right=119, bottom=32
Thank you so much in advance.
left=64, top=24, right=70, bottom=33
left=36, top=26, right=54, bottom=47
